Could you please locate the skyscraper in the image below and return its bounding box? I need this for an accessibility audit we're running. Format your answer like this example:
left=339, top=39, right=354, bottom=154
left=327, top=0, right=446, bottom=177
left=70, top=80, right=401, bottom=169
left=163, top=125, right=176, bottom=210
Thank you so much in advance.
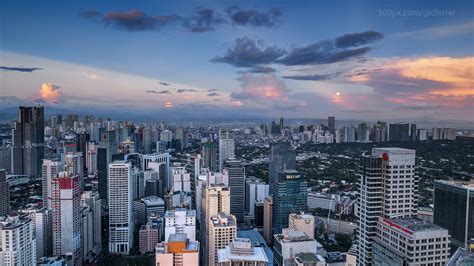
left=51, top=172, right=83, bottom=265
left=76, top=132, right=89, bottom=172
left=108, top=162, right=133, bottom=254
left=23, top=207, right=53, bottom=259
left=224, top=159, right=245, bottom=222
left=208, top=213, right=237, bottom=265
left=0, top=213, right=37, bottom=265
left=42, top=159, right=64, bottom=209
left=201, top=141, right=217, bottom=172
left=272, top=170, right=308, bottom=236
left=245, top=177, right=269, bottom=216
left=263, top=196, right=273, bottom=245
left=11, top=106, right=45, bottom=178
left=65, top=151, right=83, bottom=177
left=433, top=179, right=474, bottom=250
left=0, top=169, right=10, bottom=216
left=388, top=123, right=410, bottom=142
left=410, top=124, right=417, bottom=141
left=328, top=116, right=335, bottom=133
left=97, top=147, right=107, bottom=202
left=85, top=141, right=98, bottom=174
left=356, top=148, right=418, bottom=265
left=268, top=142, right=296, bottom=195
left=279, top=116, right=285, bottom=136
left=218, top=129, right=235, bottom=171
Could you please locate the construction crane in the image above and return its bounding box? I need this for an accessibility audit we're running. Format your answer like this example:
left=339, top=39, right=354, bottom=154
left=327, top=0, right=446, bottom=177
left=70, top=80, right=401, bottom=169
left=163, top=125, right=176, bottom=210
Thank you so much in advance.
left=327, top=199, right=356, bottom=233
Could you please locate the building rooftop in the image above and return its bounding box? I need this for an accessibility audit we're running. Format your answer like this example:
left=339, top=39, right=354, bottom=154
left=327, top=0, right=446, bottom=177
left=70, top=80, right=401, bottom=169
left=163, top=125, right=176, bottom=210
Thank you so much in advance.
left=237, top=229, right=273, bottom=263
left=168, top=233, right=187, bottom=243
left=435, top=179, right=474, bottom=189
left=164, top=208, right=196, bottom=218
left=381, top=217, right=448, bottom=234
left=294, top=252, right=324, bottom=263
left=210, top=212, right=236, bottom=227
left=218, top=238, right=269, bottom=263
left=275, top=229, right=314, bottom=243
left=142, top=196, right=165, bottom=206
left=446, top=248, right=474, bottom=266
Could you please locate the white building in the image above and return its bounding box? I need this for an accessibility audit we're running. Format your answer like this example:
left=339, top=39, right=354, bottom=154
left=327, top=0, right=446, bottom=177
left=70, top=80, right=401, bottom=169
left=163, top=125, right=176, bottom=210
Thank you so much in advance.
left=218, top=129, right=235, bottom=170
left=217, top=238, right=269, bottom=265
left=22, top=207, right=52, bottom=259
left=164, top=208, right=196, bottom=242
left=42, top=159, right=64, bottom=209
left=373, top=217, right=450, bottom=265
left=85, top=141, right=98, bottom=174
left=108, top=162, right=133, bottom=254
left=307, top=192, right=339, bottom=211
left=288, top=213, right=315, bottom=239
left=273, top=229, right=319, bottom=266
left=64, top=151, right=83, bottom=177
left=208, top=213, right=237, bottom=265
left=171, top=166, right=191, bottom=193
left=245, top=177, right=269, bottom=217
left=0, top=213, right=37, bottom=265
left=81, top=191, right=101, bottom=260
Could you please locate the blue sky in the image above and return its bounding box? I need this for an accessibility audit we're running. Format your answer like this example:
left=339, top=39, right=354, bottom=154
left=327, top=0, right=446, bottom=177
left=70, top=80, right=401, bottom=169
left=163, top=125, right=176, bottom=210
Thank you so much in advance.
left=0, top=0, right=473, bottom=120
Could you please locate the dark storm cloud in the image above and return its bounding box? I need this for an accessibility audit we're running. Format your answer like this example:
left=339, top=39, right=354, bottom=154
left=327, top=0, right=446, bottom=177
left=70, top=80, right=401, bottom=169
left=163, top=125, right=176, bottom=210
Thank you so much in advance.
left=183, top=8, right=226, bottom=32
left=335, top=31, right=384, bottom=48
left=146, top=89, right=172, bottom=94
left=207, top=92, right=220, bottom=97
left=0, top=66, right=43, bottom=72
left=282, top=72, right=340, bottom=81
left=225, top=6, right=282, bottom=27
left=79, top=10, right=101, bottom=18
left=241, top=66, right=277, bottom=74
left=210, top=37, right=286, bottom=67
left=102, top=10, right=181, bottom=31
left=177, top=89, right=198, bottom=93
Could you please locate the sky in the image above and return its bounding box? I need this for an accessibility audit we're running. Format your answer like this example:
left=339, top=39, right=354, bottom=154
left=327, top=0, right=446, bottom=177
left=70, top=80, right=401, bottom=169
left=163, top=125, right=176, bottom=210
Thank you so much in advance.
left=0, top=0, right=473, bottom=121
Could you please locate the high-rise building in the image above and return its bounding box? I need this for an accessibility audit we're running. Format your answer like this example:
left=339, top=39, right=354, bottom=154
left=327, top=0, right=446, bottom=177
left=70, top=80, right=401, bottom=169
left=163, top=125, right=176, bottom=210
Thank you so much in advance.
left=374, top=121, right=387, bottom=142
left=100, top=130, right=118, bottom=165
left=164, top=208, right=196, bottom=242
left=171, top=166, right=191, bottom=193
left=0, top=213, right=37, bottom=265
left=51, top=172, right=82, bottom=265
left=388, top=123, right=410, bottom=142
left=263, top=196, right=273, bottom=245
left=224, top=159, right=245, bottom=222
left=42, top=159, right=64, bottom=209
left=0, top=142, right=12, bottom=173
left=357, top=122, right=369, bottom=143
left=65, top=151, right=83, bottom=177
left=108, top=162, right=133, bottom=254
left=288, top=213, right=315, bottom=239
left=139, top=221, right=160, bottom=254
left=410, top=124, right=417, bottom=141
left=85, top=142, right=98, bottom=174
left=81, top=191, right=102, bottom=259
left=155, top=233, right=200, bottom=265
left=11, top=106, right=45, bottom=178
left=208, top=213, right=237, bottom=265
left=217, top=238, right=269, bottom=265
left=434, top=179, right=474, bottom=250
left=202, top=141, right=217, bottom=172
left=356, top=148, right=418, bottom=265
left=268, top=142, right=296, bottom=195
left=0, top=169, right=10, bottom=216
left=273, top=229, right=318, bottom=266
left=328, top=116, right=335, bottom=133
left=279, top=116, right=285, bottom=136
left=218, top=129, right=235, bottom=171
left=97, top=147, right=107, bottom=201
left=76, top=133, right=89, bottom=172
left=272, top=170, right=308, bottom=236
left=22, top=207, right=53, bottom=259
left=245, top=177, right=269, bottom=217
left=143, top=127, right=153, bottom=154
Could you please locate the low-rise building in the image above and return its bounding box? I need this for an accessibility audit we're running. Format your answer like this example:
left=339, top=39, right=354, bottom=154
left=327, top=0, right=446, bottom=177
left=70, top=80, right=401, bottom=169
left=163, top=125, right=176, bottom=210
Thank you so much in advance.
left=155, top=233, right=199, bottom=266
left=217, top=238, right=269, bottom=265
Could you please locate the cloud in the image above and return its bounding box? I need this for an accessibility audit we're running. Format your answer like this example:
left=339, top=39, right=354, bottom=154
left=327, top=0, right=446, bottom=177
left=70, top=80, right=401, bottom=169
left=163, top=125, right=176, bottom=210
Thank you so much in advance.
left=225, top=6, right=282, bottom=28
left=183, top=8, right=226, bottom=32
left=282, top=72, right=340, bottom=81
left=82, top=72, right=102, bottom=80
left=177, top=88, right=198, bottom=93
left=241, top=66, right=277, bottom=73
left=102, top=10, right=181, bottom=31
left=159, top=82, right=170, bottom=86
left=164, top=101, right=174, bottom=108
left=79, top=10, right=101, bottom=18
left=231, top=74, right=291, bottom=103
left=211, top=37, right=286, bottom=67
left=30, top=83, right=64, bottom=104
left=207, top=88, right=218, bottom=92
left=146, top=89, right=172, bottom=94
left=0, top=66, right=43, bottom=72
left=335, top=31, right=384, bottom=48
left=207, top=92, right=220, bottom=97
left=395, top=21, right=473, bottom=39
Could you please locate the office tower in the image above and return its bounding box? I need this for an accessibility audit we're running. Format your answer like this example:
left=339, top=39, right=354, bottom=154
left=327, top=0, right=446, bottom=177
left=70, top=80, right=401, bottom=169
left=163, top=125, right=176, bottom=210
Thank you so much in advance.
left=11, top=106, right=45, bottom=178
left=171, top=166, right=191, bottom=193
left=97, top=148, right=107, bottom=201
left=288, top=213, right=315, bottom=239
left=273, top=229, right=318, bottom=265
left=76, top=132, right=89, bottom=172
left=374, top=121, right=387, bottom=142
left=42, top=159, right=64, bottom=209
left=357, top=122, right=369, bottom=143
left=268, top=142, right=296, bottom=195
left=208, top=213, right=237, bottom=265
left=139, top=221, right=160, bottom=254
left=279, top=116, right=285, bottom=135
left=434, top=179, right=474, bottom=250
left=51, top=172, right=82, bottom=265
left=263, top=196, right=273, bottom=245
left=245, top=177, right=269, bottom=216
left=85, top=142, right=98, bottom=174
left=81, top=191, right=101, bottom=259
left=142, top=153, right=171, bottom=189
left=272, top=170, right=308, bottom=235
left=410, top=124, right=417, bottom=141
left=100, top=130, right=118, bottom=165
left=155, top=233, right=200, bottom=265
left=373, top=217, right=450, bottom=265
left=89, top=122, right=101, bottom=142
left=133, top=196, right=166, bottom=224
left=418, top=129, right=428, bottom=141
left=254, top=201, right=264, bottom=228
left=217, top=238, right=269, bottom=265
left=0, top=213, right=37, bottom=265
left=65, top=151, right=83, bottom=177
left=270, top=121, right=280, bottom=135
left=202, top=141, right=217, bottom=172
left=23, top=207, right=53, bottom=259
left=0, top=169, right=9, bottom=216
left=160, top=129, right=172, bottom=150
left=328, top=116, right=335, bottom=133
left=218, top=129, right=235, bottom=171
left=388, top=123, right=410, bottom=142
left=120, top=137, right=135, bottom=154
left=224, top=159, right=245, bottom=222
left=108, top=162, right=133, bottom=254
left=164, top=208, right=196, bottom=242
left=357, top=148, right=418, bottom=265
left=143, top=127, right=152, bottom=154
left=65, top=114, right=78, bottom=128
left=0, top=142, right=11, bottom=173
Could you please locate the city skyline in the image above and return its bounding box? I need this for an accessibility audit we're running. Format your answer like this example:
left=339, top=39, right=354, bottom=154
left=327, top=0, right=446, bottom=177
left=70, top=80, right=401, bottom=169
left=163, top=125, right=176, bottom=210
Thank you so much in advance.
left=0, top=0, right=473, bottom=121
